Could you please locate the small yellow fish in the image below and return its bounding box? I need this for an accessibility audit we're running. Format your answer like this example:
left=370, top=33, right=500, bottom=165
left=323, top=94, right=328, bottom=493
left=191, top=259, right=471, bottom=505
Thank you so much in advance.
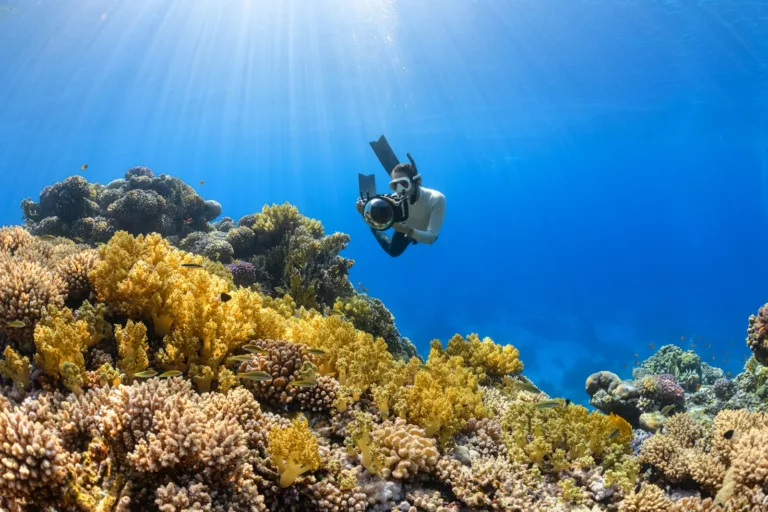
left=242, top=345, right=269, bottom=355
left=229, top=355, right=254, bottom=362
left=238, top=371, right=273, bottom=381
left=660, top=404, right=675, bottom=416
left=158, top=370, right=182, bottom=378
left=81, top=164, right=88, bottom=170
left=73, top=237, right=84, bottom=243
left=96, top=242, right=106, bottom=247
left=6, top=320, right=25, bottom=328
left=38, top=234, right=55, bottom=240
left=307, top=348, right=327, bottom=356
left=608, top=428, right=620, bottom=439
left=134, top=370, right=158, bottom=378
left=274, top=286, right=286, bottom=295
left=535, top=400, right=561, bottom=410
left=327, top=309, right=345, bottom=317
left=180, top=263, right=203, bottom=268
left=289, top=379, right=317, bottom=388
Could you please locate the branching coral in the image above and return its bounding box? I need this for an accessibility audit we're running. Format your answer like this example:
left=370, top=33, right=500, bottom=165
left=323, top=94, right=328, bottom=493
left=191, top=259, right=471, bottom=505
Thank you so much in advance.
left=0, top=255, right=65, bottom=353
left=267, top=415, right=322, bottom=487
left=55, top=249, right=100, bottom=300
left=434, top=333, right=523, bottom=383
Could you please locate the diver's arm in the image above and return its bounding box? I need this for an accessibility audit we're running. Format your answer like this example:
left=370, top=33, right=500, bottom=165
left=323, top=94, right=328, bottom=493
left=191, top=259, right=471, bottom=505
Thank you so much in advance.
left=408, top=194, right=445, bottom=244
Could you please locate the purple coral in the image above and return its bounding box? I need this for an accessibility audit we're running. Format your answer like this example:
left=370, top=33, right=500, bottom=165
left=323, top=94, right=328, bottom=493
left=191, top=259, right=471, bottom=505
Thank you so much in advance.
left=656, top=374, right=685, bottom=407
left=713, top=378, right=734, bottom=400
left=228, top=261, right=258, bottom=288
left=630, top=429, right=653, bottom=455
left=747, top=303, right=768, bottom=365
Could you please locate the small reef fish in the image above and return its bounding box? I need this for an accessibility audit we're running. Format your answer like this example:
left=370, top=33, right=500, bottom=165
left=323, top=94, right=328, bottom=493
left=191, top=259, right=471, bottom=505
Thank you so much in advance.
left=327, top=309, right=345, bottom=317
left=6, top=320, right=25, bottom=328
left=726, top=372, right=733, bottom=378
left=695, top=383, right=701, bottom=391
left=183, top=217, right=193, bottom=225
left=38, top=234, right=55, bottom=240
left=307, top=348, right=327, bottom=356
left=648, top=343, right=655, bottom=350
left=134, top=370, right=158, bottom=378
left=199, top=180, right=204, bottom=185
left=237, top=371, right=272, bottom=381
left=180, top=263, right=203, bottom=268
left=633, top=353, right=638, bottom=357
left=680, top=336, right=685, bottom=341
left=634, top=360, right=639, bottom=366
left=73, top=237, right=85, bottom=242
left=242, top=345, right=269, bottom=355
left=608, top=428, right=620, bottom=439
left=623, top=363, right=628, bottom=368
left=274, top=286, right=287, bottom=295
left=723, top=429, right=735, bottom=440
left=535, top=400, right=561, bottom=410
left=561, top=399, right=571, bottom=410
left=158, top=370, right=182, bottom=378
left=512, top=380, right=540, bottom=394
left=660, top=404, right=676, bottom=416
left=228, top=355, right=254, bottom=362
left=289, top=379, right=317, bottom=388
left=220, top=292, right=232, bottom=303
left=81, top=164, right=88, bottom=170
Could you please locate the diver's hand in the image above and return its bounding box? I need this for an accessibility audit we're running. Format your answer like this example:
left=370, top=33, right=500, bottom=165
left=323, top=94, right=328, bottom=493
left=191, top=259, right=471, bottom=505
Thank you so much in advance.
left=356, top=199, right=365, bottom=215
left=392, top=223, right=409, bottom=234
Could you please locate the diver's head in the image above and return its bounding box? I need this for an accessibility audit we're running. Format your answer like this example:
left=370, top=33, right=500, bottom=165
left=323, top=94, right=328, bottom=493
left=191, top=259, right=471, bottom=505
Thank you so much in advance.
left=389, top=163, right=421, bottom=198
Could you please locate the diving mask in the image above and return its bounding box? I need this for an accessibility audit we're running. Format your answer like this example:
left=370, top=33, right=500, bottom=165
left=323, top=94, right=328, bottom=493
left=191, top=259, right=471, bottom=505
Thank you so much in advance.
left=389, top=173, right=420, bottom=195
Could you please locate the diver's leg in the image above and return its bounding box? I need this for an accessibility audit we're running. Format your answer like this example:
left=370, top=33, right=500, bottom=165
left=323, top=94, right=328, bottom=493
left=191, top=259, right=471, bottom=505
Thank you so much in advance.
left=370, top=229, right=410, bottom=257
left=386, top=232, right=411, bottom=257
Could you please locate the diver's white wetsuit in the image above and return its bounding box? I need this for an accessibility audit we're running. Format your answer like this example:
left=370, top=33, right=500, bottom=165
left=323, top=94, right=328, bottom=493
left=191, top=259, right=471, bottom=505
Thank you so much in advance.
left=403, top=186, right=446, bottom=244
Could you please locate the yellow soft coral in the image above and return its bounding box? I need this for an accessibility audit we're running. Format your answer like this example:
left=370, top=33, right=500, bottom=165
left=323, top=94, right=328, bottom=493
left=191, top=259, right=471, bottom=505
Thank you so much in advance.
left=33, top=305, right=89, bottom=394
left=115, top=320, right=150, bottom=382
left=406, top=347, right=486, bottom=445
left=0, top=346, right=31, bottom=395
left=268, top=416, right=322, bottom=487
left=501, top=400, right=632, bottom=471
left=347, top=412, right=384, bottom=475
left=436, top=334, right=523, bottom=383
left=90, top=232, right=286, bottom=390
left=284, top=314, right=395, bottom=391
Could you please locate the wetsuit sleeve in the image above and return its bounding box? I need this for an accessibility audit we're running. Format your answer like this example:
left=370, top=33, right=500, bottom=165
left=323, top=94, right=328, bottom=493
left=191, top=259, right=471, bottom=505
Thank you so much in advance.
left=409, top=193, right=445, bottom=244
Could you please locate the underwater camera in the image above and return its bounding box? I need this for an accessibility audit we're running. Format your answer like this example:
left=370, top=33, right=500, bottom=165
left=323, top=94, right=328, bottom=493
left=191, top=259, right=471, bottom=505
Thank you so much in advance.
left=358, top=176, right=409, bottom=231
left=358, top=134, right=414, bottom=231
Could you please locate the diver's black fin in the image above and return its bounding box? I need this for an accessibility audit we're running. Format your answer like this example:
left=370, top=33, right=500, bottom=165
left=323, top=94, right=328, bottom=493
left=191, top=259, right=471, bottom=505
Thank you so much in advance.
left=369, top=135, right=400, bottom=176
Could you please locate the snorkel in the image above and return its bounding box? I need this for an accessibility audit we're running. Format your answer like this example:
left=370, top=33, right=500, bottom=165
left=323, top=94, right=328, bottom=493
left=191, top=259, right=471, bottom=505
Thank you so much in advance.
left=389, top=153, right=421, bottom=201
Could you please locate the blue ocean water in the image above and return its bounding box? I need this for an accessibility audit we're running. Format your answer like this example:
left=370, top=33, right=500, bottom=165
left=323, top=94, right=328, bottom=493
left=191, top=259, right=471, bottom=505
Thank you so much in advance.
left=0, top=0, right=765, bottom=404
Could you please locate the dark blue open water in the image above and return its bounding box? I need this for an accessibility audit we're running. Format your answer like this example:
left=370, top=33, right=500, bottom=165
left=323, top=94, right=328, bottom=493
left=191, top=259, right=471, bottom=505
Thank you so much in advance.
left=1, top=0, right=766, bottom=403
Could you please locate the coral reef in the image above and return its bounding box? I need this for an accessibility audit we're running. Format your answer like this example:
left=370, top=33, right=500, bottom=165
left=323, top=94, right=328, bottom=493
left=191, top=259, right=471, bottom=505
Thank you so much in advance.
left=22, top=167, right=220, bottom=242
left=7, top=168, right=768, bottom=511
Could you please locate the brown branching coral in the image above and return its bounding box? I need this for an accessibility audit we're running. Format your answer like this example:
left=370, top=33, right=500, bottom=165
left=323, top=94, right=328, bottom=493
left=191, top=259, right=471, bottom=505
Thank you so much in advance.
left=0, top=406, right=70, bottom=504
left=236, top=338, right=338, bottom=411
left=639, top=413, right=725, bottom=494
left=55, top=249, right=100, bottom=300
left=0, top=256, right=65, bottom=353
left=619, top=484, right=672, bottom=512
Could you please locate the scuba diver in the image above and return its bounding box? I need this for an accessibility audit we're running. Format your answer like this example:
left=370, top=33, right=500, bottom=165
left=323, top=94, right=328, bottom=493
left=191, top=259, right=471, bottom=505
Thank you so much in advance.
left=356, top=136, right=446, bottom=257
